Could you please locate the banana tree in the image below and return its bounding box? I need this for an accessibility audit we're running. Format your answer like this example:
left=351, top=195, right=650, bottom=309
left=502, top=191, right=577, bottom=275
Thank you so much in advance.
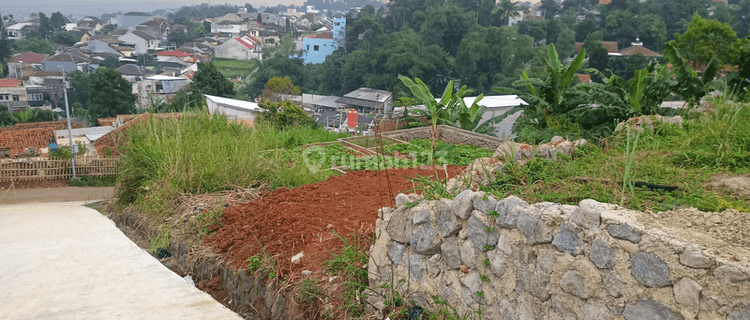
left=664, top=43, right=721, bottom=106
left=454, top=93, right=486, bottom=131
left=398, top=75, right=456, bottom=165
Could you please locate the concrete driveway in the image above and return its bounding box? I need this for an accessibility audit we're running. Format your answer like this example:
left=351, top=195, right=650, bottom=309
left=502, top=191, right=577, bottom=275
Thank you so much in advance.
left=0, top=201, right=242, bottom=320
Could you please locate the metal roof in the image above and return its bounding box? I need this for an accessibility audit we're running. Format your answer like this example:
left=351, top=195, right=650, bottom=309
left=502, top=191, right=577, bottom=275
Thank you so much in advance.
left=55, top=126, right=115, bottom=141
left=336, top=88, right=392, bottom=109
left=459, top=95, right=528, bottom=109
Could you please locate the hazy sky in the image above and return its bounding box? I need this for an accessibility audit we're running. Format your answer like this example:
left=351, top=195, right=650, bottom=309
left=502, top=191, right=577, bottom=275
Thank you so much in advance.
left=3, top=0, right=305, bottom=19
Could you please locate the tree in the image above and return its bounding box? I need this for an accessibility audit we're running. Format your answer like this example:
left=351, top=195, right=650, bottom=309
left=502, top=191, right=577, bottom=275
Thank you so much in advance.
left=203, top=20, right=212, bottom=33
left=583, top=31, right=608, bottom=73
left=168, top=27, right=191, bottom=48
left=257, top=100, right=317, bottom=128
left=37, top=13, right=52, bottom=39
left=539, top=0, right=561, bottom=18
left=13, top=37, right=56, bottom=55
left=0, top=12, right=11, bottom=76
left=259, top=76, right=300, bottom=102
left=493, top=0, right=521, bottom=26
left=518, top=20, right=547, bottom=42
left=50, top=12, right=66, bottom=32
left=100, top=56, right=121, bottom=69
left=88, top=67, right=136, bottom=120
left=419, top=2, right=475, bottom=56
left=191, top=61, right=234, bottom=97
left=51, top=30, right=78, bottom=47
left=556, top=27, right=576, bottom=58
left=101, top=24, right=117, bottom=35
left=670, top=15, right=749, bottom=67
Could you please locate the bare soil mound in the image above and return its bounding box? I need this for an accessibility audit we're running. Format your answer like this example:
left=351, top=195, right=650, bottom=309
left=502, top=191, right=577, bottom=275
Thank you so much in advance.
left=203, top=166, right=464, bottom=275
left=706, top=174, right=750, bottom=199
left=654, top=207, right=750, bottom=245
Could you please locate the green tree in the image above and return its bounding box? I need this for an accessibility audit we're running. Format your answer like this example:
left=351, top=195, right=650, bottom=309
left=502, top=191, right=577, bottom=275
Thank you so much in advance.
left=68, top=71, right=92, bottom=109
left=50, top=12, right=66, bottom=32
left=340, top=49, right=370, bottom=94
left=88, top=67, right=136, bottom=120
left=670, top=15, right=748, bottom=67
left=13, top=37, right=56, bottom=55
left=101, top=24, right=117, bottom=35
left=259, top=76, right=300, bottom=102
left=257, top=100, right=317, bottom=128
left=0, top=105, right=14, bottom=126
left=583, top=31, right=608, bottom=73
left=168, top=27, right=191, bottom=48
left=556, top=27, right=576, bottom=58
left=191, top=61, right=234, bottom=97
left=518, top=20, right=547, bottom=42
left=51, top=30, right=78, bottom=47
left=493, top=0, right=521, bottom=26
left=37, top=13, right=52, bottom=39
left=100, top=56, right=121, bottom=69
left=243, top=56, right=304, bottom=98
left=0, top=13, right=11, bottom=76
left=419, top=2, right=475, bottom=56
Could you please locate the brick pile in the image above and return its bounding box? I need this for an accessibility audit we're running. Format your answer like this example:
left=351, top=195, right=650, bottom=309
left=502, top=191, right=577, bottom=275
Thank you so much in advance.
left=0, top=127, right=56, bottom=158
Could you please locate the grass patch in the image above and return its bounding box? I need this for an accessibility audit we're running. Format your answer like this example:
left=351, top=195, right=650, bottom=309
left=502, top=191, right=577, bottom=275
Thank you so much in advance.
left=385, top=139, right=494, bottom=166
left=115, top=111, right=346, bottom=218
left=149, top=225, right=170, bottom=255
left=68, top=175, right=117, bottom=187
left=323, top=231, right=369, bottom=317
left=212, top=58, right=258, bottom=80
left=483, top=101, right=750, bottom=213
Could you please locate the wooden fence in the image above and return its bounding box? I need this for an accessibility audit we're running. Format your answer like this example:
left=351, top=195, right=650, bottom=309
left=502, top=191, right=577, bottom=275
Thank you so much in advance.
left=0, top=158, right=119, bottom=181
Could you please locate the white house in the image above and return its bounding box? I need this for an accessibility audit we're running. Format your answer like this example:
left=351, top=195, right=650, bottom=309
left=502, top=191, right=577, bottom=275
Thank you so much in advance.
left=204, top=94, right=263, bottom=124
left=118, top=31, right=159, bottom=55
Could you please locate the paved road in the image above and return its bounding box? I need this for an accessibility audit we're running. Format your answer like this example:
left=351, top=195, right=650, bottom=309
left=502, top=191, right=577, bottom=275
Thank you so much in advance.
left=0, top=187, right=115, bottom=204
left=0, top=201, right=242, bottom=320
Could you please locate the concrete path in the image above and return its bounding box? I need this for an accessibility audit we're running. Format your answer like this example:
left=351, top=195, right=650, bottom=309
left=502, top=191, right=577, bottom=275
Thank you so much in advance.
left=0, top=187, right=115, bottom=204
left=0, top=201, right=242, bottom=320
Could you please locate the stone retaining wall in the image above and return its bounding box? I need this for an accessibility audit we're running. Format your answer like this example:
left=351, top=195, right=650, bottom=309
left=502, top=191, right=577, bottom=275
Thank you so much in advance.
left=381, top=125, right=503, bottom=150
left=368, top=191, right=750, bottom=319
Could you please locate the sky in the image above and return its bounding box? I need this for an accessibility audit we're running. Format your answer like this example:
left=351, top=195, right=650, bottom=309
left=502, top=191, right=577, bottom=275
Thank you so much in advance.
left=3, top=0, right=305, bottom=20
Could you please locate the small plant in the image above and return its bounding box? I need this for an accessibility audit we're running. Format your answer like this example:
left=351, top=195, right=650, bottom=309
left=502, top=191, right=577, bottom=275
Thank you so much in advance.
left=246, top=255, right=262, bottom=273
left=299, top=279, right=323, bottom=304
left=323, top=230, right=370, bottom=316
left=487, top=210, right=499, bottom=218
left=148, top=225, right=170, bottom=255
left=407, top=171, right=455, bottom=200
left=484, top=227, right=495, bottom=232
left=483, top=244, right=495, bottom=251
left=480, top=275, right=491, bottom=282
left=483, top=259, right=490, bottom=266
left=621, top=124, right=641, bottom=206
left=405, top=200, right=420, bottom=208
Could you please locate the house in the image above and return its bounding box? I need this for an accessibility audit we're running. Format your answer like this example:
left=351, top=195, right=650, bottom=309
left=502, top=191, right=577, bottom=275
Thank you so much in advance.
left=573, top=41, right=620, bottom=56
left=211, top=13, right=246, bottom=35
left=115, top=64, right=155, bottom=82
left=155, top=50, right=191, bottom=62
left=109, top=29, right=129, bottom=37
left=7, top=52, right=49, bottom=79
left=204, top=94, right=262, bottom=125
left=54, top=126, right=115, bottom=157
left=335, top=88, right=393, bottom=114
left=131, top=75, right=188, bottom=106
left=118, top=31, right=159, bottom=55
left=302, top=33, right=336, bottom=64
left=76, top=16, right=104, bottom=31
left=331, top=18, right=346, bottom=48
left=42, top=48, right=92, bottom=73
left=0, top=127, right=56, bottom=159
left=258, top=13, right=287, bottom=26
left=214, top=36, right=261, bottom=61
left=137, top=18, right=172, bottom=39
left=0, top=79, right=28, bottom=112
left=87, top=39, right=123, bottom=56
left=5, top=22, right=36, bottom=40
left=117, top=12, right=153, bottom=29
left=618, top=45, right=662, bottom=57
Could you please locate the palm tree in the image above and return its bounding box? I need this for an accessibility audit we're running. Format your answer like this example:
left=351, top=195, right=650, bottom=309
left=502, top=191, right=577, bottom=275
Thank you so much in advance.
left=493, top=0, right=521, bottom=26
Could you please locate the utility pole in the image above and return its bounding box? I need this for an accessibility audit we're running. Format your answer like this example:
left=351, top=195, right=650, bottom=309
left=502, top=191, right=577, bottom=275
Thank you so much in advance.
left=60, top=67, right=76, bottom=179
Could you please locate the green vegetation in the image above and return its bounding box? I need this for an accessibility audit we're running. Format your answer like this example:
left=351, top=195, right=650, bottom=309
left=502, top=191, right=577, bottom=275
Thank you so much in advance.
left=483, top=101, right=750, bottom=213
left=211, top=58, right=259, bottom=80
left=148, top=225, right=170, bottom=255
left=385, top=139, right=494, bottom=166
left=68, top=176, right=117, bottom=187
left=298, top=279, right=324, bottom=305
left=115, top=111, right=346, bottom=217
left=322, top=231, right=369, bottom=316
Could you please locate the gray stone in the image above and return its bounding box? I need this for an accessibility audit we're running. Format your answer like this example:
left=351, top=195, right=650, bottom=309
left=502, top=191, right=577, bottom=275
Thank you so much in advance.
left=552, top=222, right=583, bottom=256
left=583, top=301, right=610, bottom=320
left=460, top=271, right=482, bottom=294
left=451, top=189, right=478, bottom=220
left=496, top=234, right=512, bottom=255
left=605, top=271, right=624, bottom=298
left=570, top=199, right=603, bottom=229
left=301, top=270, right=312, bottom=276
left=679, top=244, right=712, bottom=269
left=494, top=195, right=528, bottom=229
left=412, top=209, right=430, bottom=226
left=590, top=238, right=616, bottom=269
left=271, top=294, right=286, bottom=320
left=731, top=305, right=750, bottom=320
left=473, top=193, right=498, bottom=213
left=528, top=268, right=552, bottom=301
left=395, top=193, right=412, bottom=207
left=622, top=299, right=684, bottom=320
left=467, top=213, right=499, bottom=250
left=607, top=223, right=642, bottom=243
left=440, top=237, right=461, bottom=269
left=559, top=270, right=593, bottom=299
left=436, top=198, right=461, bottom=237
left=386, top=207, right=412, bottom=243
left=517, top=211, right=555, bottom=245
left=607, top=302, right=624, bottom=316
left=631, top=252, right=670, bottom=288
left=673, top=278, right=702, bottom=310
left=460, top=239, right=477, bottom=269
left=388, top=242, right=407, bottom=266
left=410, top=223, right=442, bottom=255
left=409, top=254, right=424, bottom=281
left=426, top=254, right=441, bottom=278
left=487, top=246, right=507, bottom=277
left=714, top=265, right=750, bottom=282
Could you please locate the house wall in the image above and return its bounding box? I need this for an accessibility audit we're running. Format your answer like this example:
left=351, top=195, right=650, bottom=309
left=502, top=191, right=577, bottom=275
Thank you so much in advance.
left=301, top=38, right=336, bottom=64
left=369, top=193, right=750, bottom=320
left=117, top=33, right=148, bottom=54
left=117, top=14, right=152, bottom=29
left=214, top=40, right=260, bottom=61
left=211, top=23, right=243, bottom=35
left=331, top=18, right=346, bottom=47
left=0, top=87, right=29, bottom=111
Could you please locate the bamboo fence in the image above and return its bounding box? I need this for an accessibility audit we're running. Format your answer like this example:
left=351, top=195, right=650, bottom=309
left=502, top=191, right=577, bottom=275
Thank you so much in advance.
left=0, top=158, right=119, bottom=181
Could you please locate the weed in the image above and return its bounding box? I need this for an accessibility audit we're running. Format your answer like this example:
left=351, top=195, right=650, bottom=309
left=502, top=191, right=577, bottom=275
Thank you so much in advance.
left=407, top=170, right=455, bottom=200
left=246, top=255, right=262, bottom=273
left=487, top=210, right=499, bottom=218
left=405, top=200, right=420, bottom=208
left=149, top=225, right=170, bottom=255
left=483, top=244, right=495, bottom=250
left=299, top=279, right=324, bottom=304
left=322, top=231, right=369, bottom=316
left=480, top=275, right=491, bottom=282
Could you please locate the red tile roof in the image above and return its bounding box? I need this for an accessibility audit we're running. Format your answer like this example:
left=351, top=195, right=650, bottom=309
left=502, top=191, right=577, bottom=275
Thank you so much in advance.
left=235, top=37, right=255, bottom=49
left=8, top=52, right=49, bottom=64
left=602, top=41, right=619, bottom=53
left=0, top=127, right=56, bottom=158
left=156, top=50, right=190, bottom=57
left=618, top=45, right=662, bottom=57
left=575, top=74, right=592, bottom=83
left=0, top=79, right=22, bottom=88
left=309, top=33, right=333, bottom=39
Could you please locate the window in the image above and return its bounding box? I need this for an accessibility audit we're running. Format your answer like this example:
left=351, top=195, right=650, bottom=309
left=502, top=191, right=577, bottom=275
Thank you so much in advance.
left=28, top=93, right=44, bottom=101
left=0, top=94, right=8, bottom=100
left=314, top=45, right=319, bottom=51
left=12, top=95, right=20, bottom=101
left=334, top=22, right=340, bottom=26
left=306, top=45, right=309, bottom=50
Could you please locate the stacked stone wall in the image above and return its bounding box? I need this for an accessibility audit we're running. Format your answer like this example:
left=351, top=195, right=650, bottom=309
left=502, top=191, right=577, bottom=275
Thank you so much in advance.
left=368, top=191, right=750, bottom=319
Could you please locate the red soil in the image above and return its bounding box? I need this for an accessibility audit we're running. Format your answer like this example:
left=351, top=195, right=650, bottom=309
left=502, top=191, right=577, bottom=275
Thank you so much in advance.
left=203, top=166, right=464, bottom=275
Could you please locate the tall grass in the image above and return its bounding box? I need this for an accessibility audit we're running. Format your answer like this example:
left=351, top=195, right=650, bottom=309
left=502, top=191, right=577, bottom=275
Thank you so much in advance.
left=116, top=111, right=345, bottom=216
